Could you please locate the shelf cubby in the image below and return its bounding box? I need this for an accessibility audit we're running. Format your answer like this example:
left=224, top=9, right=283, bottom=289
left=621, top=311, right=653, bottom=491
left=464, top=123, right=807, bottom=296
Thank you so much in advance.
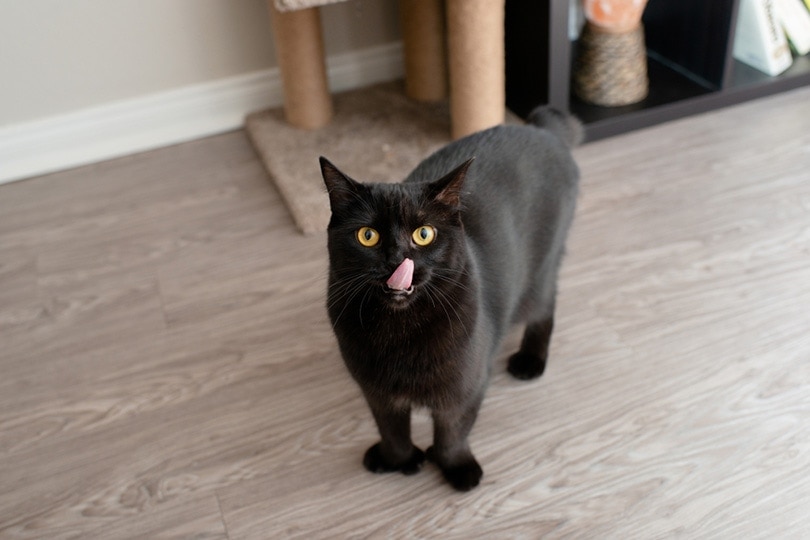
left=505, top=0, right=810, bottom=141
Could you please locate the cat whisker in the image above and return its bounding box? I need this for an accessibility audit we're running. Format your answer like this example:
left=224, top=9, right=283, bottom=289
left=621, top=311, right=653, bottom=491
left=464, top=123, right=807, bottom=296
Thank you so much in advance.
left=358, top=286, right=373, bottom=329
left=424, top=281, right=469, bottom=338
left=328, top=274, right=371, bottom=327
left=327, top=280, right=366, bottom=311
left=430, top=271, right=473, bottom=294
left=433, top=274, right=466, bottom=285
left=326, top=276, right=364, bottom=307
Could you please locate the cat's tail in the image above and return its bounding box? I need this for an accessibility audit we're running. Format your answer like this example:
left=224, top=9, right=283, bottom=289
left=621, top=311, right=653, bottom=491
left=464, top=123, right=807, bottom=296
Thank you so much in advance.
left=526, top=106, right=584, bottom=148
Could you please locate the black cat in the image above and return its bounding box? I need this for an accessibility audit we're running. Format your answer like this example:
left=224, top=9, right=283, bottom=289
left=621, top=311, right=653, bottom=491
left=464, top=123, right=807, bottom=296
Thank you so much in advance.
left=320, top=107, right=581, bottom=491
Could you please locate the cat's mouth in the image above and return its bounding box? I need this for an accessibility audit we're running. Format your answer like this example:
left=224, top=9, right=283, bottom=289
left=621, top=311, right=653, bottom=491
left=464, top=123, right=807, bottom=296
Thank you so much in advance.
left=383, top=283, right=416, bottom=307
left=386, top=284, right=415, bottom=296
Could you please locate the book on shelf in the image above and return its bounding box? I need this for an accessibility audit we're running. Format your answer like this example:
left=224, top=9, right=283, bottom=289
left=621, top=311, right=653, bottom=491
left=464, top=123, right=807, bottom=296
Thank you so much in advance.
left=734, top=0, right=794, bottom=75
left=775, top=0, right=810, bottom=55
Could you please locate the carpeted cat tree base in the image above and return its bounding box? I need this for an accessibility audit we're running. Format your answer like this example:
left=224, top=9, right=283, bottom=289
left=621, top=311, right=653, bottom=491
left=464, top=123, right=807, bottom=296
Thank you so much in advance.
left=247, top=81, right=452, bottom=234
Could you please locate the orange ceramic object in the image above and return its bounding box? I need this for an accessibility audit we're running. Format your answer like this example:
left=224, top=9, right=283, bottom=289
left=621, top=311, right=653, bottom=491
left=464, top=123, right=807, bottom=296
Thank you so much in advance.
left=583, top=0, right=648, bottom=33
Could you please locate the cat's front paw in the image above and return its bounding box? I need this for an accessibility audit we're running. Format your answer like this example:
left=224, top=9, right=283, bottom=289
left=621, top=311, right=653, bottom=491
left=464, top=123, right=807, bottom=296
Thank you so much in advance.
left=442, top=460, right=483, bottom=491
left=507, top=351, right=546, bottom=380
left=363, top=443, right=425, bottom=475
left=426, top=447, right=483, bottom=491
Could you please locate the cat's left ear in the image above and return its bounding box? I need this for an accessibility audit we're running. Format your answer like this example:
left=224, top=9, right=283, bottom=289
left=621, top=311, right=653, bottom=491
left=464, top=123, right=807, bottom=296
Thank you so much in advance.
left=427, top=157, right=474, bottom=208
left=320, top=157, right=364, bottom=210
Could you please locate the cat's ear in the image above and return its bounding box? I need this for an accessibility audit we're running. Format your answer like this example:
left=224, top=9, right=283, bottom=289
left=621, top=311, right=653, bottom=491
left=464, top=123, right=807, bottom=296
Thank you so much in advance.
left=320, top=157, right=363, bottom=210
left=427, top=158, right=474, bottom=208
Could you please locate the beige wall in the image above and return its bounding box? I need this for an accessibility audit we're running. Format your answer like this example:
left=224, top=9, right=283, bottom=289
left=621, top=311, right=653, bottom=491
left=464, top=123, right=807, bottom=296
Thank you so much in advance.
left=0, top=0, right=401, bottom=126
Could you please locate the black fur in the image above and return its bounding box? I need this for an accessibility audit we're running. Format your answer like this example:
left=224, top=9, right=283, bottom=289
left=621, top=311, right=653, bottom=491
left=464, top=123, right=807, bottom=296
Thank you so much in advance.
left=321, top=107, right=581, bottom=491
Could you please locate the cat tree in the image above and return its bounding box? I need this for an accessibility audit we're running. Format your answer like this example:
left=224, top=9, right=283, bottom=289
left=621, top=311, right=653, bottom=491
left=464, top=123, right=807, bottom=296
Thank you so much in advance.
left=268, top=0, right=505, bottom=139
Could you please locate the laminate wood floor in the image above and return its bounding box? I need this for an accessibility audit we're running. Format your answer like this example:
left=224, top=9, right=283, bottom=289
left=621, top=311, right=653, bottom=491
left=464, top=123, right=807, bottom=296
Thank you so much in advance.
left=2, top=87, right=809, bottom=539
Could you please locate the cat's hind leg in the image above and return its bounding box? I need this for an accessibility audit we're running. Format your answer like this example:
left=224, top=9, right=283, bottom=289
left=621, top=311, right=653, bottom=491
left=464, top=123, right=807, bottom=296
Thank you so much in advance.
left=363, top=399, right=425, bottom=475
left=508, top=316, right=554, bottom=380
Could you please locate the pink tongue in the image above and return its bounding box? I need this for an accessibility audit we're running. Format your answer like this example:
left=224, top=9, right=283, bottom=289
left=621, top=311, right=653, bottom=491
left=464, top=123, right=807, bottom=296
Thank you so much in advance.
left=386, top=258, right=414, bottom=291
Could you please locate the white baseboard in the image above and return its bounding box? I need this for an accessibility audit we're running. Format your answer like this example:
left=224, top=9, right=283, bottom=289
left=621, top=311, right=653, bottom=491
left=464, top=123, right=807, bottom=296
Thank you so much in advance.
left=0, top=42, right=404, bottom=185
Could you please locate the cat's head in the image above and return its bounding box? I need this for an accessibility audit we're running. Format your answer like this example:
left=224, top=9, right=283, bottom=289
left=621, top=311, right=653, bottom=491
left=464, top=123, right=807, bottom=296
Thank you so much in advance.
left=320, top=157, right=473, bottom=311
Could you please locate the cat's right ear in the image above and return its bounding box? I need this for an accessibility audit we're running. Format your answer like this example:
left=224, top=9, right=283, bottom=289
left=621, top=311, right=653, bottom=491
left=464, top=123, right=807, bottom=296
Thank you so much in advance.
left=320, top=157, right=363, bottom=210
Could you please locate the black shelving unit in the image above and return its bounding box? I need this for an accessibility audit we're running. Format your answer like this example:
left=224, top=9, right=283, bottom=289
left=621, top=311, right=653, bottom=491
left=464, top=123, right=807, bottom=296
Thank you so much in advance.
left=506, top=0, right=810, bottom=142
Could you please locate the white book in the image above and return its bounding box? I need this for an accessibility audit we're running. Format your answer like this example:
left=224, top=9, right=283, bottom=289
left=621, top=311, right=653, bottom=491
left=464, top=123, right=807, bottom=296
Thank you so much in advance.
left=734, top=0, right=794, bottom=75
left=775, top=0, right=810, bottom=55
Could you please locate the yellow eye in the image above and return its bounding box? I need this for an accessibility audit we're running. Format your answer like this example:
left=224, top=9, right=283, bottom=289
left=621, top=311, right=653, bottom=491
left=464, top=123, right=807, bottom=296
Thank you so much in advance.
left=412, top=225, right=436, bottom=246
left=356, top=227, right=380, bottom=247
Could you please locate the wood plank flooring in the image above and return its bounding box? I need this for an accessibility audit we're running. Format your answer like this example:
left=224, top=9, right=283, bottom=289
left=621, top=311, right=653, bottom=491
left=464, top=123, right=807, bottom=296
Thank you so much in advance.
left=2, top=87, right=809, bottom=538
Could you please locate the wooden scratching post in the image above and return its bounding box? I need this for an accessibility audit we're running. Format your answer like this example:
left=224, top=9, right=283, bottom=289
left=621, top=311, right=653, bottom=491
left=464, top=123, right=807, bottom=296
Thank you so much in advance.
left=400, top=0, right=448, bottom=102
left=399, top=0, right=508, bottom=138
left=446, top=0, right=505, bottom=139
left=268, top=2, right=333, bottom=129
left=267, top=0, right=507, bottom=139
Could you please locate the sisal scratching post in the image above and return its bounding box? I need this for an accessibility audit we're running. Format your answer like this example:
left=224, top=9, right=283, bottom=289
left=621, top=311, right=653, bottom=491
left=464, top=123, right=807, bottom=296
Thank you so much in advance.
left=400, top=0, right=448, bottom=102
left=446, top=0, right=505, bottom=139
left=268, top=2, right=333, bottom=129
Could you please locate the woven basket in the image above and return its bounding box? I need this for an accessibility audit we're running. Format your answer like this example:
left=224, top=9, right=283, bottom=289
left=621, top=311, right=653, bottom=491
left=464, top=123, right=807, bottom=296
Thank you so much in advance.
left=573, top=22, right=648, bottom=107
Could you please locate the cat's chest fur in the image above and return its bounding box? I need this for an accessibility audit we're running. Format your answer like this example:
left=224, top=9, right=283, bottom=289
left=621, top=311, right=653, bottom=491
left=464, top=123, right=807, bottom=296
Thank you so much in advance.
left=328, top=268, right=481, bottom=407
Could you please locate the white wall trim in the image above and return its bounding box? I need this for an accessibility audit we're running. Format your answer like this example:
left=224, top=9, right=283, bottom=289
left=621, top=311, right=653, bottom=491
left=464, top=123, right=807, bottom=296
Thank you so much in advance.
left=0, top=41, right=403, bottom=184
